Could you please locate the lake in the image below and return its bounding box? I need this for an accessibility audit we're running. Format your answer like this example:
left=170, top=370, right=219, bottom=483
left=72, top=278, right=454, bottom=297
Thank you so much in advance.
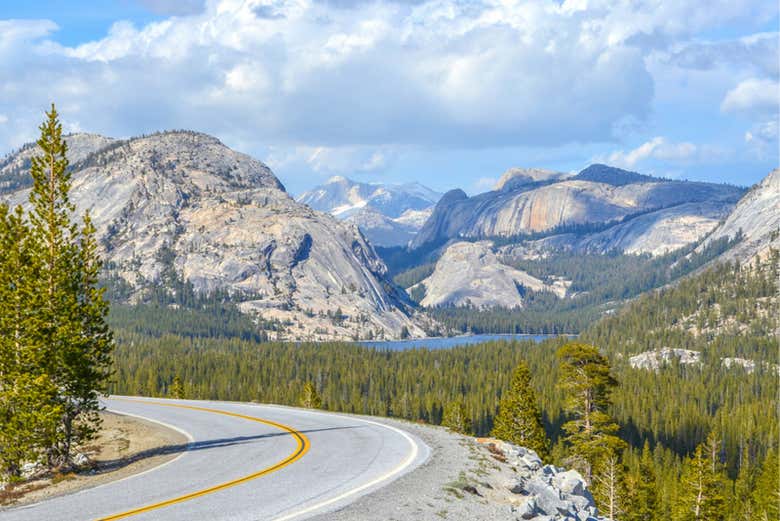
left=358, top=333, right=562, bottom=351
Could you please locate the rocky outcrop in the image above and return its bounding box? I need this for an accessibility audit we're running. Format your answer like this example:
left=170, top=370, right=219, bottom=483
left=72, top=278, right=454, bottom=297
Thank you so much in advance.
left=413, top=241, right=568, bottom=308
left=628, top=348, right=702, bottom=370
left=494, top=168, right=570, bottom=191
left=628, top=349, right=779, bottom=374
left=412, top=164, right=743, bottom=254
left=574, top=201, right=733, bottom=256
left=484, top=440, right=602, bottom=521
left=0, top=133, right=114, bottom=194
left=1, top=131, right=425, bottom=341
left=699, top=168, right=780, bottom=263
left=297, top=176, right=441, bottom=246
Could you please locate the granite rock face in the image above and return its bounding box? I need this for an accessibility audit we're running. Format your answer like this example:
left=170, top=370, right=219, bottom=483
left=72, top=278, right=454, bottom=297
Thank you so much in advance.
left=700, top=168, right=780, bottom=263
left=1, top=131, right=425, bottom=341
left=297, top=176, right=441, bottom=246
left=412, top=164, right=743, bottom=256
left=485, top=440, right=602, bottom=521
left=413, top=241, right=568, bottom=308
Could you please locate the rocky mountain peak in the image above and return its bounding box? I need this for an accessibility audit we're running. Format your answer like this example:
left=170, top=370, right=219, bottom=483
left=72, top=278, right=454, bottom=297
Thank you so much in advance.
left=574, top=163, right=661, bottom=186
left=494, top=167, right=569, bottom=191
left=1, top=131, right=425, bottom=341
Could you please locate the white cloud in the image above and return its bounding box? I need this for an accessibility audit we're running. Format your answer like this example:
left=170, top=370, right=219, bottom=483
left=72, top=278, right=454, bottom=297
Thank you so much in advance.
left=745, top=119, right=779, bottom=157
left=0, top=115, right=8, bottom=125
left=265, top=144, right=394, bottom=176
left=721, top=78, right=780, bottom=115
left=1, top=0, right=745, bottom=151
left=602, top=136, right=722, bottom=168
left=0, top=0, right=776, bottom=186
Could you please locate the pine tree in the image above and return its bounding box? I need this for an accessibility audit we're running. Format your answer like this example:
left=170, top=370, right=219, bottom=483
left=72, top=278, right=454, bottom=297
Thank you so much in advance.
left=557, top=342, right=625, bottom=479
left=752, top=448, right=779, bottom=521
left=170, top=375, right=185, bottom=399
left=732, top=444, right=755, bottom=521
left=593, top=455, right=625, bottom=520
left=624, top=441, right=658, bottom=521
left=0, top=205, right=61, bottom=477
left=491, top=361, right=549, bottom=459
left=27, top=105, right=114, bottom=466
left=442, top=399, right=472, bottom=435
left=675, top=432, right=727, bottom=521
left=300, top=381, right=322, bottom=409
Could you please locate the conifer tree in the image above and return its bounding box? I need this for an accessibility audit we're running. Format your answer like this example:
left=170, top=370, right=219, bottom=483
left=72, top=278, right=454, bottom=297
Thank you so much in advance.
left=0, top=205, right=61, bottom=476
left=557, top=342, right=625, bottom=479
left=27, top=105, right=113, bottom=465
left=624, top=441, right=658, bottom=521
left=675, top=432, right=727, bottom=521
left=442, top=399, right=472, bottom=435
left=300, top=381, right=322, bottom=409
left=593, top=455, right=625, bottom=521
left=170, top=375, right=185, bottom=399
left=752, top=448, right=779, bottom=521
left=732, top=444, right=755, bottom=521
left=491, top=361, right=549, bottom=459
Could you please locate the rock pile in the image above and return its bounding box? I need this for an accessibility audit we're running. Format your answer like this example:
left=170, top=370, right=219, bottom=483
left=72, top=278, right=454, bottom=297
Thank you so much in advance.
left=486, top=440, right=603, bottom=521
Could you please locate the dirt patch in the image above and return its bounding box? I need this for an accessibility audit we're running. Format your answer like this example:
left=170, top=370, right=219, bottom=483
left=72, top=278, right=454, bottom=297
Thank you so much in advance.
left=0, top=411, right=188, bottom=507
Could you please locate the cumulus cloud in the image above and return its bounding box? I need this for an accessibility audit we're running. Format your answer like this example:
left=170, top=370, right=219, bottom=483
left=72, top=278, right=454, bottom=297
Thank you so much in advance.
left=721, top=78, right=780, bottom=115
left=601, top=136, right=723, bottom=168
left=0, top=0, right=747, bottom=153
left=265, top=144, right=394, bottom=176
left=667, top=32, right=779, bottom=78
left=0, top=0, right=775, bottom=187
left=745, top=119, right=779, bottom=157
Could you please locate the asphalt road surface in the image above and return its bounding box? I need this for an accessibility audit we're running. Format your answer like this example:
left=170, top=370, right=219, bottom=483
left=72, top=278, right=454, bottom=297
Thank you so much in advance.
left=1, top=396, right=429, bottom=521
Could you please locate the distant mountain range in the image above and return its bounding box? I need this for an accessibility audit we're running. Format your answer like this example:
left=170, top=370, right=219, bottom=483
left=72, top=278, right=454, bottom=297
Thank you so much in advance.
left=0, top=132, right=426, bottom=341
left=297, top=176, right=441, bottom=247
left=412, top=164, right=744, bottom=255
left=2, top=130, right=776, bottom=339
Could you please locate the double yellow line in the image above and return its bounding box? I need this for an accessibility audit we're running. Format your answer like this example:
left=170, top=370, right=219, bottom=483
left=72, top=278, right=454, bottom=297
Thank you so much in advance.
left=100, top=400, right=310, bottom=520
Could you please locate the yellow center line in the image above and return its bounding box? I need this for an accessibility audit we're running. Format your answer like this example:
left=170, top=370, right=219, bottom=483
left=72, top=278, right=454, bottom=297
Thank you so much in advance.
left=98, top=399, right=310, bottom=521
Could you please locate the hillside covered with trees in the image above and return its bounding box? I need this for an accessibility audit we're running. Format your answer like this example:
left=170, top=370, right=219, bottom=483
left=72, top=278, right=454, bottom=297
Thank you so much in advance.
left=108, top=248, right=779, bottom=519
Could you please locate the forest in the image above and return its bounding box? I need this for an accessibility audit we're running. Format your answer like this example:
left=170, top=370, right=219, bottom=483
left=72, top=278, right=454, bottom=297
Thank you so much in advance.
left=108, top=250, right=779, bottom=520
left=397, top=235, right=741, bottom=334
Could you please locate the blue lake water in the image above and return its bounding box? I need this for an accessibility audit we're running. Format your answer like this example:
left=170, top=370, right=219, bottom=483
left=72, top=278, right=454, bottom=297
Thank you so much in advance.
left=358, top=334, right=562, bottom=351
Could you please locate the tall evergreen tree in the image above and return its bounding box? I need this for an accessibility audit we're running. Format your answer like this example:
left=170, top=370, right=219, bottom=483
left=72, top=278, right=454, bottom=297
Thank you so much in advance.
left=557, top=342, right=625, bottom=479
left=593, top=455, right=625, bottom=521
left=27, top=105, right=113, bottom=465
left=675, top=432, right=727, bottom=521
left=0, top=205, right=61, bottom=477
left=442, top=399, right=472, bottom=435
left=300, top=381, right=322, bottom=409
left=625, top=441, right=658, bottom=521
left=752, top=448, right=779, bottom=521
left=491, top=360, right=549, bottom=459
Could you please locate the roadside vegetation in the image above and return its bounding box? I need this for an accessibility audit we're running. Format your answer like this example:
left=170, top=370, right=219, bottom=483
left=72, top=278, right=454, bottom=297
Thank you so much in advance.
left=0, top=107, right=113, bottom=482
left=109, top=249, right=778, bottom=520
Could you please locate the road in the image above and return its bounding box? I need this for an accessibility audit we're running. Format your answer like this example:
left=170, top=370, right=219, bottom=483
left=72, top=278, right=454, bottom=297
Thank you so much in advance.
left=1, top=397, right=429, bottom=521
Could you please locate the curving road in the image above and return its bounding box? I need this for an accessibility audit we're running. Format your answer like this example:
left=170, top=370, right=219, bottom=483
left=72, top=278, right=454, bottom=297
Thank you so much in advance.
left=1, top=396, right=429, bottom=521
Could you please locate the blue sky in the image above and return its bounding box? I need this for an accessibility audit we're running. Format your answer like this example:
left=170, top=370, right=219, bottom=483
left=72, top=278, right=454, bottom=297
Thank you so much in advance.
left=0, top=0, right=777, bottom=195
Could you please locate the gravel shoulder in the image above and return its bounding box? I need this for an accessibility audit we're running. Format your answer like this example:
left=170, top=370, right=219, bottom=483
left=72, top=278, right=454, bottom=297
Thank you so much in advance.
left=310, top=417, right=519, bottom=521
left=0, top=410, right=188, bottom=508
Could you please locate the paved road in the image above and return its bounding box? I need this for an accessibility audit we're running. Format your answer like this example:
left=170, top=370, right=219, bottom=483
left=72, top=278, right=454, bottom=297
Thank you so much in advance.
left=1, top=397, right=429, bottom=521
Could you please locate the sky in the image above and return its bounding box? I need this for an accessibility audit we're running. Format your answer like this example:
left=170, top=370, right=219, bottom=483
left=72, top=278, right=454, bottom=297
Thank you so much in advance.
left=0, top=0, right=778, bottom=195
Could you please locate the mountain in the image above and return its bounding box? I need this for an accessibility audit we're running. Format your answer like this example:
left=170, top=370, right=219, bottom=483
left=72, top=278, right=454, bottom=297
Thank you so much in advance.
left=0, top=131, right=426, bottom=341
left=411, top=241, right=568, bottom=308
left=699, top=168, right=780, bottom=263
left=494, top=167, right=571, bottom=191
left=412, top=164, right=744, bottom=255
left=0, top=133, right=114, bottom=193
left=297, top=176, right=441, bottom=246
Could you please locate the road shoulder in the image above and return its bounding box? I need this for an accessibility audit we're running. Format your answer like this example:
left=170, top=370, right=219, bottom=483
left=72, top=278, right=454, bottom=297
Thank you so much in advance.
left=0, top=410, right=188, bottom=508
